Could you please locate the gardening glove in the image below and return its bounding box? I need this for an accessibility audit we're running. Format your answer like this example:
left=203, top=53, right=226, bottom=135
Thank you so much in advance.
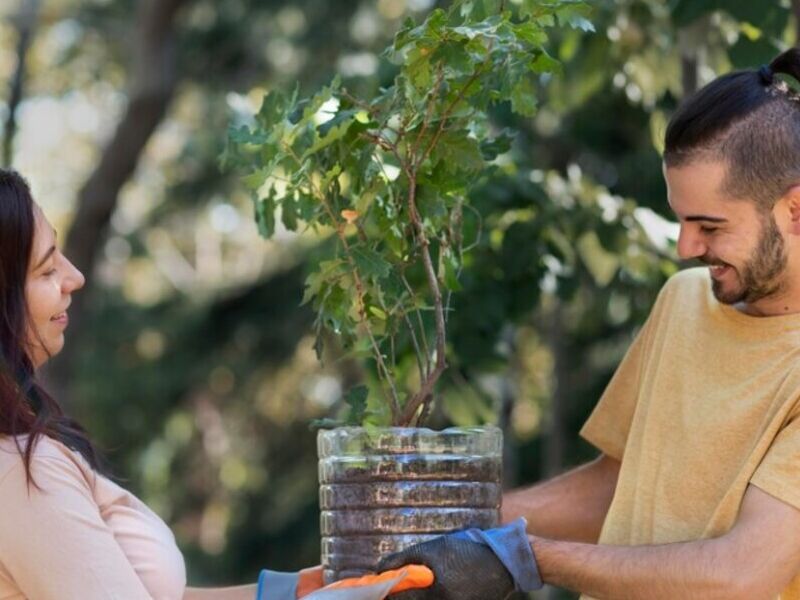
left=302, top=565, right=434, bottom=599
left=377, top=518, right=542, bottom=600
left=257, top=565, right=433, bottom=600
left=256, top=566, right=324, bottom=599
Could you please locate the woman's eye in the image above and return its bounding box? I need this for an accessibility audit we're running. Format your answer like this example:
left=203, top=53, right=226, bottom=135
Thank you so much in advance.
left=43, top=268, right=57, bottom=277
left=700, top=226, right=718, bottom=234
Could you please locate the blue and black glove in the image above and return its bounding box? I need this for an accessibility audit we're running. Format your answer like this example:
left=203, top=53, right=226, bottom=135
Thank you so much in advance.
left=377, top=518, right=542, bottom=600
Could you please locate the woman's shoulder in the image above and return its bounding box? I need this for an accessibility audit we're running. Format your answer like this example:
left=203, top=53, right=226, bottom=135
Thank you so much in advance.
left=0, top=434, right=93, bottom=488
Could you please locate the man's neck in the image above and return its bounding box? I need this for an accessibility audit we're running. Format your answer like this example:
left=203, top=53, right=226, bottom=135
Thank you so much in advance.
left=735, top=292, right=800, bottom=317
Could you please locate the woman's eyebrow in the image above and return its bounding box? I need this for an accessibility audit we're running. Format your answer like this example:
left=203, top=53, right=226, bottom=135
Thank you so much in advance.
left=33, top=229, right=58, bottom=270
left=33, top=245, right=56, bottom=270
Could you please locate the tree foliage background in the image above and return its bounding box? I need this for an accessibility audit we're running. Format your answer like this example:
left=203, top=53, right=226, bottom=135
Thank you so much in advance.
left=1, top=0, right=796, bottom=597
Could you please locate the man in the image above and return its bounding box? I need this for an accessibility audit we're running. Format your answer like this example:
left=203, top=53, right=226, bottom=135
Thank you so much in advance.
left=380, top=50, right=800, bottom=599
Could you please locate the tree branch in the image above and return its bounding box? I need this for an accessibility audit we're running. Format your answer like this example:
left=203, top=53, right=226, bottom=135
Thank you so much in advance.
left=3, top=0, right=40, bottom=166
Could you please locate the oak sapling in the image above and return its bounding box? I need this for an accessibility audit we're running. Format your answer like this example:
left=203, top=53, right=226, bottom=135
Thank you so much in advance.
left=224, top=0, right=592, bottom=427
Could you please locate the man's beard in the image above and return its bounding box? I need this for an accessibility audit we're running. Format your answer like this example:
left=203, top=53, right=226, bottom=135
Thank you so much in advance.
left=704, top=214, right=788, bottom=305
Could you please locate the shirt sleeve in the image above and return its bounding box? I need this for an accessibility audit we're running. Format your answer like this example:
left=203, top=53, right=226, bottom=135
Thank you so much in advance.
left=0, top=453, right=154, bottom=600
left=579, top=311, right=657, bottom=461
left=750, top=407, right=800, bottom=511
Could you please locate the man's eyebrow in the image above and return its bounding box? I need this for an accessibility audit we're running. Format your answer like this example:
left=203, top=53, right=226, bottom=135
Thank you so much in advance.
left=33, top=230, right=58, bottom=271
left=683, top=215, right=728, bottom=224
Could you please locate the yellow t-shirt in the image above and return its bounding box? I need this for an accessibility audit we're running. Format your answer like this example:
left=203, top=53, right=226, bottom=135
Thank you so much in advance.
left=579, top=267, right=800, bottom=599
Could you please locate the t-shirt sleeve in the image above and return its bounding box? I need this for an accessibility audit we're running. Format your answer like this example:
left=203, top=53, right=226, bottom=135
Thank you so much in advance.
left=0, top=454, right=154, bottom=600
left=750, top=407, right=800, bottom=511
left=579, top=313, right=657, bottom=461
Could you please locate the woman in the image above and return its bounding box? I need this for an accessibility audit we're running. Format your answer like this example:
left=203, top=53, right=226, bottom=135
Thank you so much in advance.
left=0, top=169, right=325, bottom=599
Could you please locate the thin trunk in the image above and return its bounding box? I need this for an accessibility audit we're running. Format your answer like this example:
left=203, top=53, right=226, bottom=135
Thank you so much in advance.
left=677, top=18, right=708, bottom=98
left=794, top=0, right=800, bottom=43
left=681, top=54, right=698, bottom=98
left=3, top=0, right=40, bottom=166
left=542, top=302, right=567, bottom=480
left=44, top=0, right=190, bottom=404
left=498, top=326, right=518, bottom=490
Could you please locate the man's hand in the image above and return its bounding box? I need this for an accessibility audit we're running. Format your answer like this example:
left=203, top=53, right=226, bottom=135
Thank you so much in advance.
left=377, top=519, right=541, bottom=599
left=377, top=535, right=515, bottom=600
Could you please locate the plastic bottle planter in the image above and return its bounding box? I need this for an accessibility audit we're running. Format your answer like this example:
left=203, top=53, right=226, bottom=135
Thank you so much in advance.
left=318, top=426, right=503, bottom=583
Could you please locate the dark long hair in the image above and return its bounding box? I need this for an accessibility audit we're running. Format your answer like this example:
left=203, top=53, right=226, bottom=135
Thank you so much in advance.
left=0, top=169, right=102, bottom=484
left=664, top=47, right=800, bottom=210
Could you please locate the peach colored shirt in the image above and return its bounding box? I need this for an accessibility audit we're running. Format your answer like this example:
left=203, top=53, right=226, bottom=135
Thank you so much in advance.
left=580, top=268, right=800, bottom=599
left=0, top=435, right=186, bottom=599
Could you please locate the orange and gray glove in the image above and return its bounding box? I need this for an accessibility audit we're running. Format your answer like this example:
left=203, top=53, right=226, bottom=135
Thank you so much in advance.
left=257, top=565, right=433, bottom=600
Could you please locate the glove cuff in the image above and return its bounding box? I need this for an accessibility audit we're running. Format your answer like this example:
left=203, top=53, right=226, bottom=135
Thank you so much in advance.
left=256, top=570, right=299, bottom=600
left=452, top=518, right=543, bottom=592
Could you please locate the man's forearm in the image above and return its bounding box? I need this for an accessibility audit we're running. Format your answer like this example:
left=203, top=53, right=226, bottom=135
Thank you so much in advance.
left=532, top=535, right=747, bottom=600
left=502, top=454, right=619, bottom=543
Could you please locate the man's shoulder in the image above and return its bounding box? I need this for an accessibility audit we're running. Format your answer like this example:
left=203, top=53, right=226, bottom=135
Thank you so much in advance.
left=651, top=267, right=709, bottom=313
left=663, top=266, right=708, bottom=292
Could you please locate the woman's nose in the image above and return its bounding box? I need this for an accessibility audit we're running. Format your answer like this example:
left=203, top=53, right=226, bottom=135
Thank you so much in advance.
left=63, top=257, right=85, bottom=293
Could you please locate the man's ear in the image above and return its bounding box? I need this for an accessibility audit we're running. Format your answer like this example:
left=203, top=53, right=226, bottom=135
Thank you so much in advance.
left=780, top=186, right=800, bottom=236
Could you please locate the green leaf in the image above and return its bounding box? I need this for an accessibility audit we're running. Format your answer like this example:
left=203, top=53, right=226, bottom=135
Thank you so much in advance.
left=513, top=21, right=549, bottom=47
left=555, top=3, right=595, bottom=32
left=393, top=17, right=420, bottom=54
left=281, top=197, right=298, bottom=230
left=530, top=51, right=562, bottom=75
left=254, top=193, right=276, bottom=238
left=302, top=110, right=358, bottom=159
left=256, top=89, right=290, bottom=127
left=436, top=42, right=475, bottom=78
left=433, top=130, right=485, bottom=172
left=443, top=251, right=463, bottom=291
left=352, top=247, right=392, bottom=279
left=407, top=50, right=434, bottom=90
left=480, top=129, right=515, bottom=160
left=344, top=385, right=370, bottom=425
left=321, top=164, right=342, bottom=190
left=517, top=2, right=558, bottom=24
left=369, top=305, right=388, bottom=320
left=242, top=168, right=270, bottom=191
left=510, top=76, right=538, bottom=117
left=228, top=125, right=268, bottom=146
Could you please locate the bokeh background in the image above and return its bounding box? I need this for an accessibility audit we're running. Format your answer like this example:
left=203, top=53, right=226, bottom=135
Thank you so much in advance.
left=0, top=0, right=795, bottom=597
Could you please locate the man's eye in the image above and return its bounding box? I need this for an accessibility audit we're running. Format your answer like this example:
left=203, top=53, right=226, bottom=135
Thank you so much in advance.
left=700, top=226, right=718, bottom=234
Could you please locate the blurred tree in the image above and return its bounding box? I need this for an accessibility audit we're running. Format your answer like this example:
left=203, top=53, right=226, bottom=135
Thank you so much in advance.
left=2, top=0, right=799, bottom=597
left=49, top=0, right=191, bottom=404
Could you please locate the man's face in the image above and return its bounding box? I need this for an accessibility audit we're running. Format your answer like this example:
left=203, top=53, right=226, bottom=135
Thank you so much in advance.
left=663, top=160, right=789, bottom=308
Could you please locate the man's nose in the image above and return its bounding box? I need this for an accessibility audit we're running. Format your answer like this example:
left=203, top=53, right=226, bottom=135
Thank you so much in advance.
left=676, top=225, right=706, bottom=260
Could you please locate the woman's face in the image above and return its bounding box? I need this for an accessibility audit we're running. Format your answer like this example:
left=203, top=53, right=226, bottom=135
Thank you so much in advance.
left=24, top=206, right=85, bottom=369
